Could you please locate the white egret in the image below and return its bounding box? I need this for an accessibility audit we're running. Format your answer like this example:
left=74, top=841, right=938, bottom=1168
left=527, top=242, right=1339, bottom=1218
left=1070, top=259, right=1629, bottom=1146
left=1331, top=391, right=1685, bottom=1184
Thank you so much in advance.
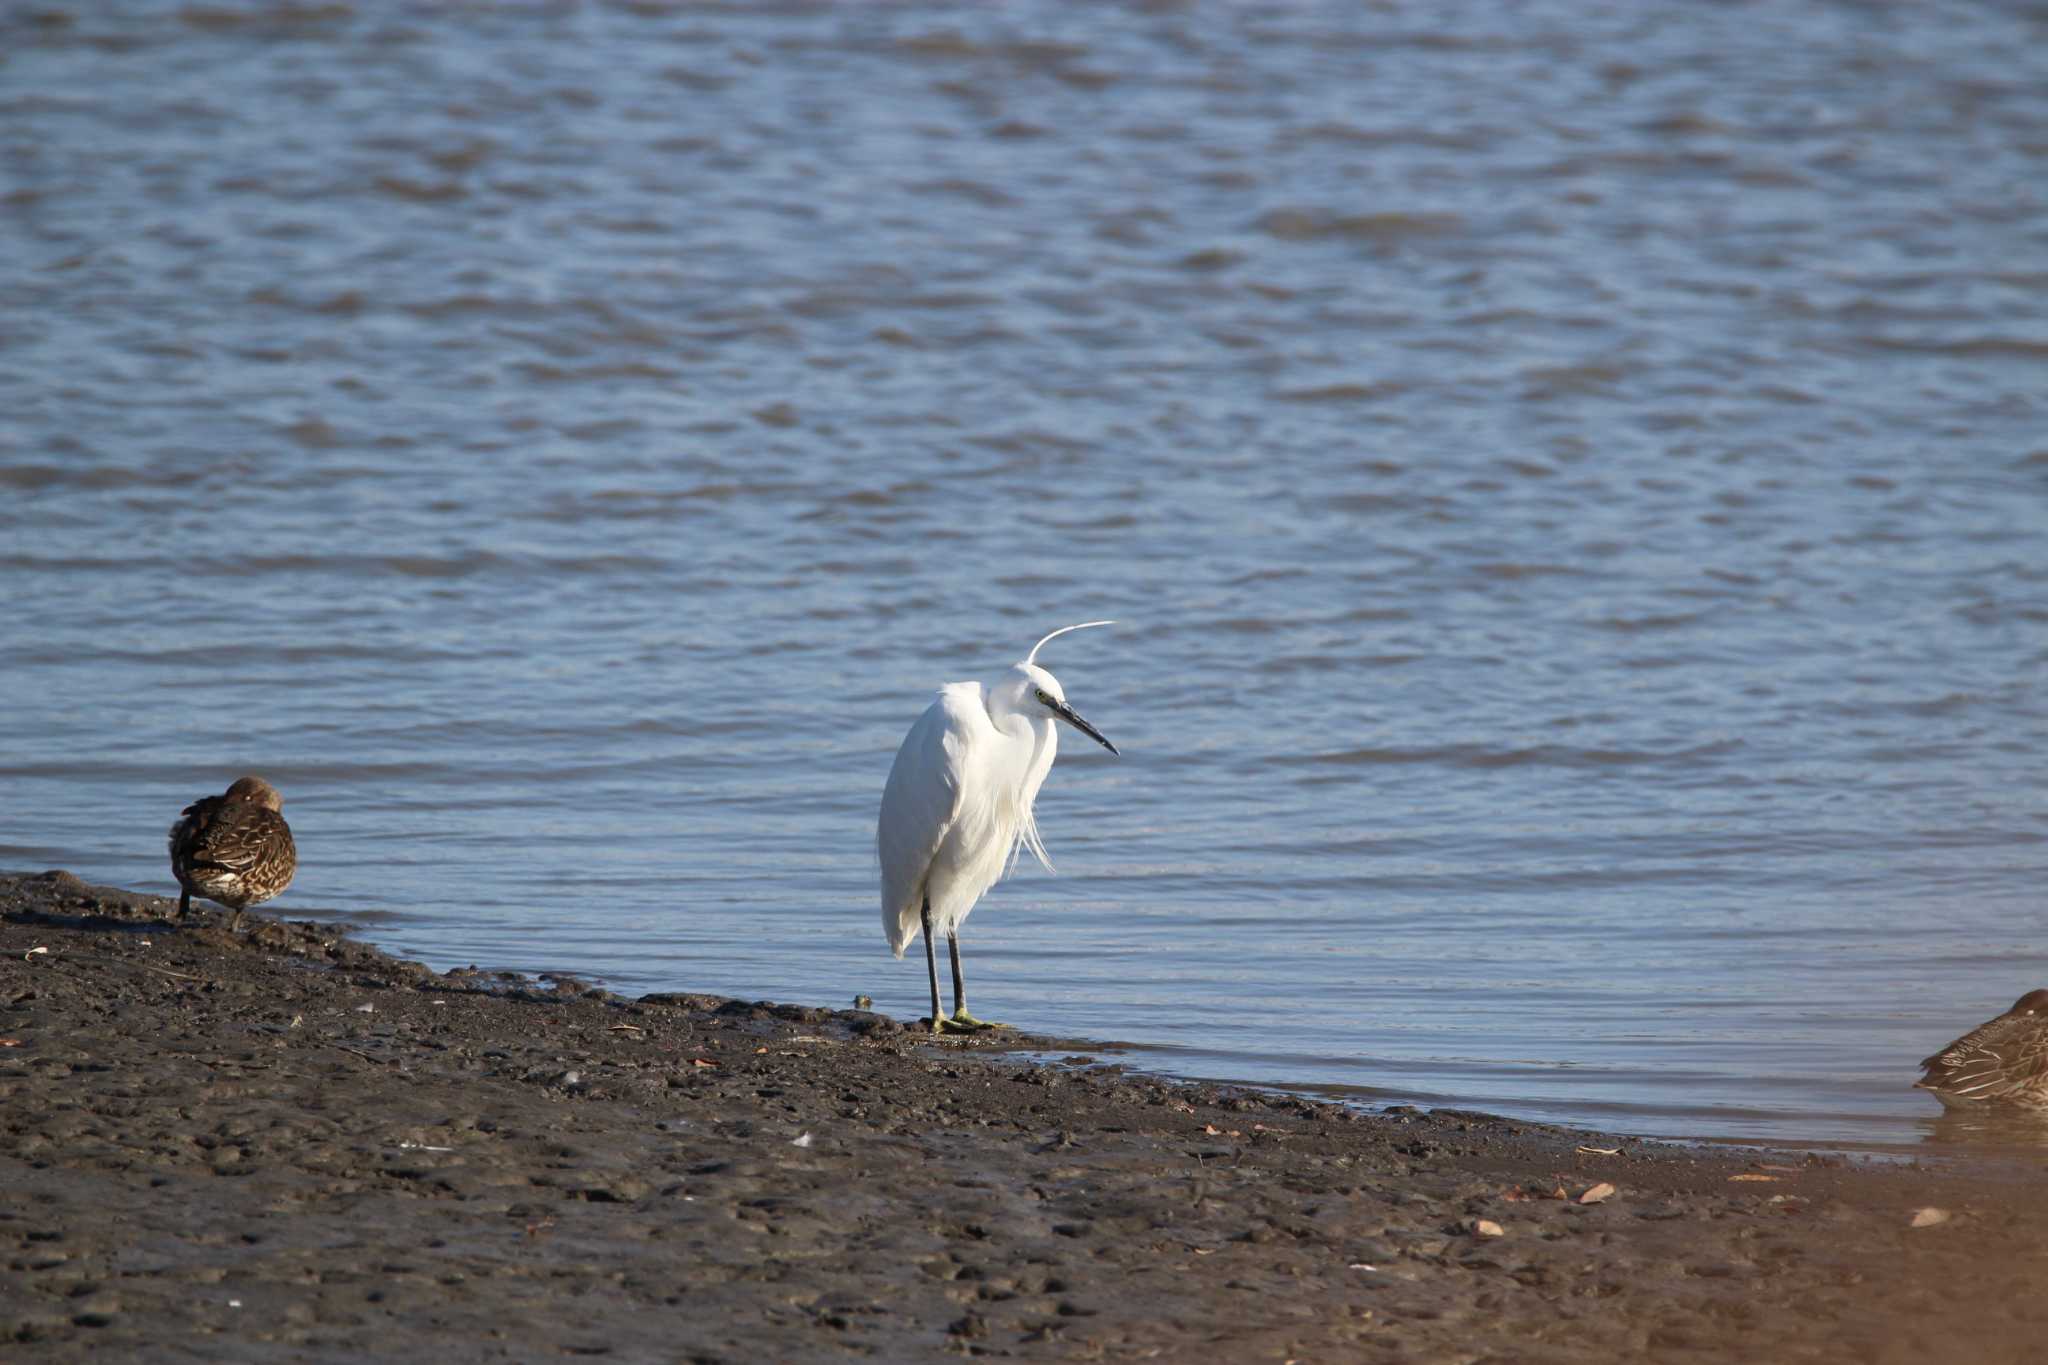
left=878, top=621, right=1119, bottom=1034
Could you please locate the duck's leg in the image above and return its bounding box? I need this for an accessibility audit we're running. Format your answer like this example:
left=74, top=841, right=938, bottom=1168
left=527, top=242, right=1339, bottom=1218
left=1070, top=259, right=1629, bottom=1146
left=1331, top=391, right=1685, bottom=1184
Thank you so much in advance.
left=947, top=932, right=1003, bottom=1031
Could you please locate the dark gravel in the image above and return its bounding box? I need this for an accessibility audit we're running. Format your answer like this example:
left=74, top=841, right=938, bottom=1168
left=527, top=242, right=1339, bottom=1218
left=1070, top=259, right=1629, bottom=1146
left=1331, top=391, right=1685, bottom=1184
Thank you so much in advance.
left=3, top=870, right=2043, bottom=1362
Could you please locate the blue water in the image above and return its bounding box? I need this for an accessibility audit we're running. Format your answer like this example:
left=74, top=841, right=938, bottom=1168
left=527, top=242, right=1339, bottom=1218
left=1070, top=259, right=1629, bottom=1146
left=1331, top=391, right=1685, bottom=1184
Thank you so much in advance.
left=4, top=0, right=2047, bottom=1151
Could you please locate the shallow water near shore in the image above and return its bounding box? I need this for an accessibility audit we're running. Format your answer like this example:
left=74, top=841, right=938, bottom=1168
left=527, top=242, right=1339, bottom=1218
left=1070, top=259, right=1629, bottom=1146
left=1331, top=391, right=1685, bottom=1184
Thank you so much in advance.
left=4, top=2, right=2046, bottom=1154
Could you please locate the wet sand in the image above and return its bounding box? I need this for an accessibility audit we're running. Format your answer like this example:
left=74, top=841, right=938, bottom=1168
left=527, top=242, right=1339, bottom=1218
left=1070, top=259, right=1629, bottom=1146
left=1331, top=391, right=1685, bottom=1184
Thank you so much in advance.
left=3, top=871, right=2043, bottom=1363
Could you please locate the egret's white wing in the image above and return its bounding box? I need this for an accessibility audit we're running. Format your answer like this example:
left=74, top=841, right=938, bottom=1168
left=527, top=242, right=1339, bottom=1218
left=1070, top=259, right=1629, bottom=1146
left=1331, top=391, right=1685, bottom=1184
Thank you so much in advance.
left=878, top=684, right=977, bottom=957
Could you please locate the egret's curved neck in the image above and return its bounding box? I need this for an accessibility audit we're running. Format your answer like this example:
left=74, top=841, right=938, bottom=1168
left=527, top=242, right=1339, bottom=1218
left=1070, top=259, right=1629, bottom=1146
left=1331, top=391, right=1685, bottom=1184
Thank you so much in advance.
left=1030, top=714, right=1058, bottom=764
left=982, top=673, right=1034, bottom=733
left=994, top=708, right=1045, bottom=742
left=982, top=678, right=1051, bottom=796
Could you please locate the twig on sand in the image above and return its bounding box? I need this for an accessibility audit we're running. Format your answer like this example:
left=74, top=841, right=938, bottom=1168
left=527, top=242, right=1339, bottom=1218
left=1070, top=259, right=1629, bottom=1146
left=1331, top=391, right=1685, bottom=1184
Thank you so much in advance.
left=28, top=947, right=214, bottom=985
left=135, top=962, right=213, bottom=984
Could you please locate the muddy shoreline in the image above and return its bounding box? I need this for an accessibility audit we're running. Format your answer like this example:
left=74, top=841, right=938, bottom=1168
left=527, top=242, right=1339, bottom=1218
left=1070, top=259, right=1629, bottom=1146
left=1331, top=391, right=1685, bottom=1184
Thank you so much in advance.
left=3, top=870, right=2043, bottom=1362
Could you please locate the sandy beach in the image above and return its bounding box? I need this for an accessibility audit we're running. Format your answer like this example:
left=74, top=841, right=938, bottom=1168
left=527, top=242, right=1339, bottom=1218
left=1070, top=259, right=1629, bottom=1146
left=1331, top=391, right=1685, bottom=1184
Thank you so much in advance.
left=2, top=869, right=2043, bottom=1363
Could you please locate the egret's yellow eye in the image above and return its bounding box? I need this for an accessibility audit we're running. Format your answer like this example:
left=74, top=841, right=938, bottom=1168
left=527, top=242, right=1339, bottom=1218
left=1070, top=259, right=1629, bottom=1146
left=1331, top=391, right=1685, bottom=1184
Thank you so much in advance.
left=1035, top=689, right=1054, bottom=706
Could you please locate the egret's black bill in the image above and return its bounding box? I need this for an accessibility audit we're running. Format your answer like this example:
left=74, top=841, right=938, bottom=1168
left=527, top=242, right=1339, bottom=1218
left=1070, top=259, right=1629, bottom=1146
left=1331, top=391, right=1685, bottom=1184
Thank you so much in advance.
left=1051, top=700, right=1118, bottom=755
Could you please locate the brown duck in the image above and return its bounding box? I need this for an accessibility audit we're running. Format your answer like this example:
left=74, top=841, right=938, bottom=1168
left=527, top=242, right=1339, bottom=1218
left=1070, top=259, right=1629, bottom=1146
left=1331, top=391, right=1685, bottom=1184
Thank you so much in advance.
left=167, top=775, right=297, bottom=932
left=1915, top=989, right=2048, bottom=1110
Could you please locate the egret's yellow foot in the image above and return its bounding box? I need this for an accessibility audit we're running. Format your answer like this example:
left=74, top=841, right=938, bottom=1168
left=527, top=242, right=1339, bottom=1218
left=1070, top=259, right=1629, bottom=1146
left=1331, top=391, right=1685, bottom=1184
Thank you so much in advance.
left=924, top=1013, right=1004, bottom=1034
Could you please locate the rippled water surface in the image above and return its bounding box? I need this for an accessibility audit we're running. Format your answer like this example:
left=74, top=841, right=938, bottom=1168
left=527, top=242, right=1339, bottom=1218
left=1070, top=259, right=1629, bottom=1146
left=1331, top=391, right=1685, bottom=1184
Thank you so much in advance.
left=5, top=1, right=2048, bottom=1152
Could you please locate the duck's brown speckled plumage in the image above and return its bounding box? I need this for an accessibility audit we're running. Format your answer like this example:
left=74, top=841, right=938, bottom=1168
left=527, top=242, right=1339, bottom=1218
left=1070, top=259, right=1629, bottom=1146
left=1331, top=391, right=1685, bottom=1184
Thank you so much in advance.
left=1915, top=989, right=2048, bottom=1110
left=168, top=776, right=297, bottom=932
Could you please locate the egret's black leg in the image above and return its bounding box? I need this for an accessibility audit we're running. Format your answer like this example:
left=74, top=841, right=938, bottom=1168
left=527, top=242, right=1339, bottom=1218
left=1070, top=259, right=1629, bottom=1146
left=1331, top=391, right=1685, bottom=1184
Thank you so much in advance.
left=949, top=932, right=967, bottom=1016
left=947, top=933, right=1004, bottom=1031
left=177, top=889, right=190, bottom=918
left=921, top=898, right=943, bottom=1033
left=919, top=903, right=985, bottom=1035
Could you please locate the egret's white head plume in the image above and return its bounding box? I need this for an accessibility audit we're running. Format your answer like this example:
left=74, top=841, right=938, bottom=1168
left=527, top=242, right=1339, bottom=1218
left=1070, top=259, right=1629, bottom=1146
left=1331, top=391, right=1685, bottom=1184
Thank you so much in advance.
left=1024, top=620, right=1115, bottom=667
